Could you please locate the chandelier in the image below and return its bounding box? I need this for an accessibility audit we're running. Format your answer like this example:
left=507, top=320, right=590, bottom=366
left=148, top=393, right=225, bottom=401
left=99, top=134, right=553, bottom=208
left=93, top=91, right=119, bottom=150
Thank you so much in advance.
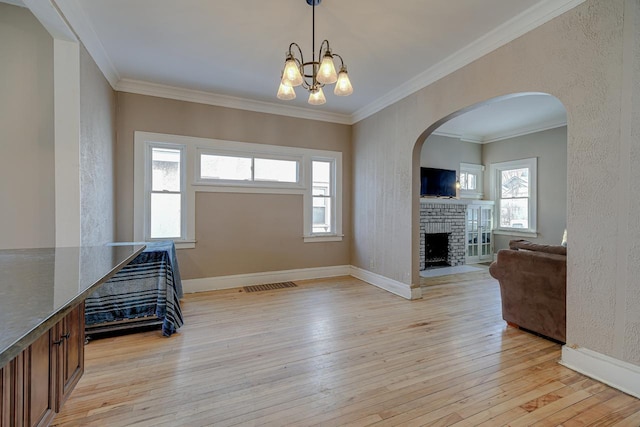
left=277, top=0, right=353, bottom=105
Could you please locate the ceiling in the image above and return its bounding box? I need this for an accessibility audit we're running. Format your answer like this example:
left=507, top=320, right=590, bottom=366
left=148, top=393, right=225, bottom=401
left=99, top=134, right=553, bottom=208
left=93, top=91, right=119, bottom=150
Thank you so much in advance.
left=9, top=0, right=575, bottom=134
left=434, top=94, right=566, bottom=143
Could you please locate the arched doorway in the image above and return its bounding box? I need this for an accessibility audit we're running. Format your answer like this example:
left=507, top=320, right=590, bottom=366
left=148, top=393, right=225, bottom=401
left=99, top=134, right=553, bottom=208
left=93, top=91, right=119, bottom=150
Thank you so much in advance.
left=412, top=93, right=568, bottom=294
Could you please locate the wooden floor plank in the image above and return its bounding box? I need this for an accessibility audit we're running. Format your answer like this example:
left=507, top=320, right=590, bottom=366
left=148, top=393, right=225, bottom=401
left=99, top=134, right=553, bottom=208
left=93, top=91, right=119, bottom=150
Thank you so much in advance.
left=52, top=274, right=640, bottom=426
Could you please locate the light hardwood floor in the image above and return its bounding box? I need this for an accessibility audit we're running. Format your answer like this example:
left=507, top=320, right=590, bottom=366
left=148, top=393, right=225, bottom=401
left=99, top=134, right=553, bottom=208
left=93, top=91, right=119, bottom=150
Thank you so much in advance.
left=53, top=273, right=640, bottom=426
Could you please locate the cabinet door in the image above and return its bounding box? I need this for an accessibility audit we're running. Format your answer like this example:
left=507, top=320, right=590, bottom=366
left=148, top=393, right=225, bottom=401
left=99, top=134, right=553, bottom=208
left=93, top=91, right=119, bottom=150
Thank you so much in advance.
left=1, top=362, right=10, bottom=427
left=466, top=206, right=479, bottom=260
left=57, top=303, right=85, bottom=411
left=23, top=331, right=56, bottom=427
left=479, top=206, right=493, bottom=260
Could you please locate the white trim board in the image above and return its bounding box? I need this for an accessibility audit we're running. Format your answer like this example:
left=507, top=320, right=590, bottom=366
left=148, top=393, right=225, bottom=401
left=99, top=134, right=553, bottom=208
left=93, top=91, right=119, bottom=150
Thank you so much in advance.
left=561, top=346, right=640, bottom=399
left=116, top=79, right=352, bottom=125
left=350, top=266, right=421, bottom=300
left=182, top=265, right=421, bottom=300
left=183, top=265, right=351, bottom=293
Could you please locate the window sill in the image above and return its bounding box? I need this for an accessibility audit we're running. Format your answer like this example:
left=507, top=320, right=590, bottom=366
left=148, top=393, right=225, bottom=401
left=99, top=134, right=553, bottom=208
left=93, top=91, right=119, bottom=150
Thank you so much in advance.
left=493, top=229, right=538, bottom=238
left=173, top=240, right=196, bottom=249
left=459, top=191, right=483, bottom=200
left=303, top=235, right=344, bottom=243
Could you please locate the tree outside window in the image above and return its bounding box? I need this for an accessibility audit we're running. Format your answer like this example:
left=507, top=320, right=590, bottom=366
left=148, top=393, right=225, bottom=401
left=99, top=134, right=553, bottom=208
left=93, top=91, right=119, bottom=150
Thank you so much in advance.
left=490, top=158, right=537, bottom=233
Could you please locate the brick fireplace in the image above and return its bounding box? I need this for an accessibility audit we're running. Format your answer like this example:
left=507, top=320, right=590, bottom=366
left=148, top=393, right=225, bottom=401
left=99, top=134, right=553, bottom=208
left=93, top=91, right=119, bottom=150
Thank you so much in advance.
left=419, top=200, right=466, bottom=270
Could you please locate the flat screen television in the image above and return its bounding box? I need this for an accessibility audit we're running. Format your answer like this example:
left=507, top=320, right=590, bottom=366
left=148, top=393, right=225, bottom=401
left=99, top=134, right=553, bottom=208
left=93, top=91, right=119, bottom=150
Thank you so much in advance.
left=420, top=167, right=457, bottom=198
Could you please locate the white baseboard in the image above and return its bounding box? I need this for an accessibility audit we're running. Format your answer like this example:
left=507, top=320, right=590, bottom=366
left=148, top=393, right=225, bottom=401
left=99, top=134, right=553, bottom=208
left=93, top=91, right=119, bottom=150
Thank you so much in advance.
left=183, top=265, right=351, bottom=293
left=561, top=346, right=640, bottom=399
left=349, top=266, right=421, bottom=300
left=183, top=265, right=421, bottom=300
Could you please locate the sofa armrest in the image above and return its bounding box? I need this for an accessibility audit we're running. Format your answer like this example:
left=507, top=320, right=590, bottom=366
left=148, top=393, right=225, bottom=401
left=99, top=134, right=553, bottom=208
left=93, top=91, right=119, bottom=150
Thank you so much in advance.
left=508, top=239, right=567, bottom=256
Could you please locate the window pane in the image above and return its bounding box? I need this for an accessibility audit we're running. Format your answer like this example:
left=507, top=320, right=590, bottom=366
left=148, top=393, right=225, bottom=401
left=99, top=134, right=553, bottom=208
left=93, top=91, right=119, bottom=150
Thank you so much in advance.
left=254, top=158, right=298, bottom=182
left=312, top=196, right=331, bottom=233
left=501, top=168, right=529, bottom=198
left=499, top=198, right=529, bottom=228
left=200, top=154, right=251, bottom=181
left=312, top=161, right=331, bottom=196
left=152, top=148, right=181, bottom=191
left=313, top=207, right=326, bottom=225
left=467, top=173, right=476, bottom=190
left=150, top=193, right=181, bottom=238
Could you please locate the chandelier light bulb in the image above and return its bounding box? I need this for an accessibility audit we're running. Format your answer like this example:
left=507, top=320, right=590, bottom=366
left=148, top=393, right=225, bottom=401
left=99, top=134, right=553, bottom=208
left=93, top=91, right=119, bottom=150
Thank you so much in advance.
left=277, top=81, right=296, bottom=100
left=282, top=56, right=303, bottom=87
left=317, top=52, right=338, bottom=85
left=334, top=67, right=353, bottom=96
left=308, top=87, right=326, bottom=105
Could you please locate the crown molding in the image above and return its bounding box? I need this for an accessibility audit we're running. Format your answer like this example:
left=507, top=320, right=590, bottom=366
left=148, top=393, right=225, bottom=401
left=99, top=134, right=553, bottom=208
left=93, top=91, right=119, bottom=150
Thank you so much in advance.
left=351, top=0, right=586, bottom=123
left=53, top=0, right=120, bottom=88
left=116, top=79, right=353, bottom=125
left=50, top=0, right=583, bottom=126
left=432, top=119, right=566, bottom=144
left=1, top=0, right=26, bottom=8
left=481, top=119, right=567, bottom=143
left=431, top=130, right=483, bottom=144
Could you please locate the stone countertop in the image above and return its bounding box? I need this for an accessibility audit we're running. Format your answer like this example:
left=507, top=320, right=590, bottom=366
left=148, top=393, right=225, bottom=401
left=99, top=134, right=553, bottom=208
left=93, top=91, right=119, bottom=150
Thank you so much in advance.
left=0, top=245, right=145, bottom=368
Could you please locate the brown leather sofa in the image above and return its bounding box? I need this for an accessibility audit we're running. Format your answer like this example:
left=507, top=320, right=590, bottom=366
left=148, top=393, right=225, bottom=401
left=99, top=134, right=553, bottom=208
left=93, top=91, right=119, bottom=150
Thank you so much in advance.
left=489, top=240, right=566, bottom=343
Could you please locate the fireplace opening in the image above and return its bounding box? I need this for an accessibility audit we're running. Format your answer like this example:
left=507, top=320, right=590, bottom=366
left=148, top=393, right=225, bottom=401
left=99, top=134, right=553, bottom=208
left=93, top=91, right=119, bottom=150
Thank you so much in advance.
left=425, top=232, right=449, bottom=267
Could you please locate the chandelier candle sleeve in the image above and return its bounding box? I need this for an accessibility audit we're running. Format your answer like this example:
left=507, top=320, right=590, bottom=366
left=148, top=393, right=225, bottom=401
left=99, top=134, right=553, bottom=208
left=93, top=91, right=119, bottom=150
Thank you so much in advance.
left=277, top=80, right=296, bottom=100
left=276, top=0, right=353, bottom=105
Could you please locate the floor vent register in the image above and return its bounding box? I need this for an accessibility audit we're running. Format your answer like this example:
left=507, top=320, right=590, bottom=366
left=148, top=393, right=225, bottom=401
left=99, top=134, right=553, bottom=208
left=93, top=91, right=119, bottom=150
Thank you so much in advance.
left=243, top=282, right=298, bottom=293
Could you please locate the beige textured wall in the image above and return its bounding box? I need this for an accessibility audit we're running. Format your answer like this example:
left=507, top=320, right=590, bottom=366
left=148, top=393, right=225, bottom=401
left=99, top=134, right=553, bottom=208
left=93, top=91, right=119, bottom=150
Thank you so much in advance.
left=179, top=193, right=349, bottom=278
left=352, top=0, right=639, bottom=365
left=421, top=134, right=482, bottom=170
left=115, top=93, right=351, bottom=279
left=620, top=0, right=640, bottom=365
left=0, top=4, right=55, bottom=249
left=482, top=126, right=567, bottom=251
left=79, top=45, right=116, bottom=246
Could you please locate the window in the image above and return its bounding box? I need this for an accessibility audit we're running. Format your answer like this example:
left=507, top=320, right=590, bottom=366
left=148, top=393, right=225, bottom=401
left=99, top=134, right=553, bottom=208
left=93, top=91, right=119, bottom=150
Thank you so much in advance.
left=146, top=143, right=186, bottom=241
left=490, top=158, right=537, bottom=234
left=459, top=172, right=476, bottom=190
left=198, top=152, right=299, bottom=184
left=134, top=132, right=342, bottom=247
left=312, top=160, right=334, bottom=234
left=459, top=163, right=484, bottom=199
left=134, top=141, right=187, bottom=243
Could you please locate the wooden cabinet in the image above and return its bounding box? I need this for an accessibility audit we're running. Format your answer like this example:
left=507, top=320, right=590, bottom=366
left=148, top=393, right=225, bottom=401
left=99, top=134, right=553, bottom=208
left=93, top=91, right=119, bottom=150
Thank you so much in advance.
left=0, top=303, right=84, bottom=427
left=24, top=331, right=55, bottom=427
left=56, top=303, right=84, bottom=411
left=466, top=201, right=494, bottom=264
left=1, top=361, right=12, bottom=427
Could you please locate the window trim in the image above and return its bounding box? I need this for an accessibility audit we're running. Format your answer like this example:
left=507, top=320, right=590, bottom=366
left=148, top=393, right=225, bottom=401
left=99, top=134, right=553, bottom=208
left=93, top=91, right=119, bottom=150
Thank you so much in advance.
left=134, top=131, right=343, bottom=248
left=195, top=147, right=303, bottom=189
left=459, top=162, right=484, bottom=199
left=145, top=142, right=187, bottom=242
left=305, top=157, right=341, bottom=239
left=490, top=157, right=537, bottom=235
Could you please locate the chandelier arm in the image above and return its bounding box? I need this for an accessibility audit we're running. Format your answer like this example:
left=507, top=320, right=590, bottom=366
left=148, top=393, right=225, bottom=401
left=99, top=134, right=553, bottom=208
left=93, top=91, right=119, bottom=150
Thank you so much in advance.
left=288, top=42, right=305, bottom=67
left=332, top=53, right=345, bottom=68
left=319, top=39, right=331, bottom=57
